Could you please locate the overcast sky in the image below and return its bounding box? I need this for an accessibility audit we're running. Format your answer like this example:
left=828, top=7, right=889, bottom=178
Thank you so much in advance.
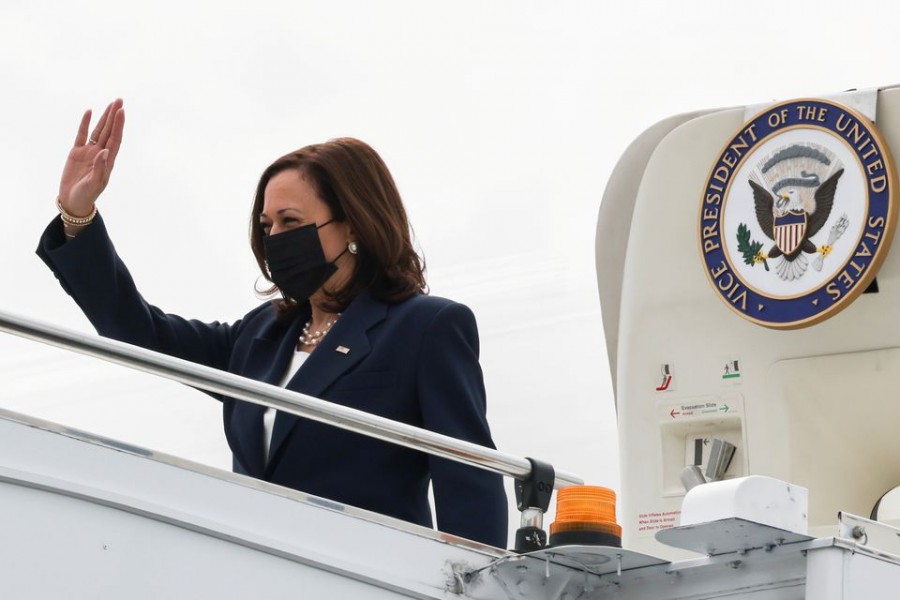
left=2, top=0, right=900, bottom=536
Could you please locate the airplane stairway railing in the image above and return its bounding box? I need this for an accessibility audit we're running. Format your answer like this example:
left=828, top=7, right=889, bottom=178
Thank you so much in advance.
left=0, top=309, right=582, bottom=551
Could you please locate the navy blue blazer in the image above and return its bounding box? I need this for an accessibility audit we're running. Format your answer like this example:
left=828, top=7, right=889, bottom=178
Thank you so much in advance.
left=37, top=216, right=508, bottom=547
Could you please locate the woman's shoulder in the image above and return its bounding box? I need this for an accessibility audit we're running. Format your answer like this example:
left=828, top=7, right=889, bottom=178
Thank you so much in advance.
left=389, top=293, right=465, bottom=314
left=383, top=294, right=477, bottom=328
left=234, top=300, right=287, bottom=333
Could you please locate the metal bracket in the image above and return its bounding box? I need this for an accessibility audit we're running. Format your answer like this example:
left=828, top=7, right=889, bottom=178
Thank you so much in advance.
left=513, top=457, right=555, bottom=553
left=838, top=511, right=900, bottom=556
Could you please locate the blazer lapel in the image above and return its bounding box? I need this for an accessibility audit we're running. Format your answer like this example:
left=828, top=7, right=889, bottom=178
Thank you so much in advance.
left=229, top=310, right=307, bottom=477
left=266, top=293, right=388, bottom=472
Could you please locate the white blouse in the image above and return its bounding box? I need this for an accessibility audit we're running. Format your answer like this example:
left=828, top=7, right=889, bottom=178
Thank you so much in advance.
left=263, top=349, right=310, bottom=465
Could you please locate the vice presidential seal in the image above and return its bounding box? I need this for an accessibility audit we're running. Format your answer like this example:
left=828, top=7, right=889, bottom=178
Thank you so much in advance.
left=699, top=98, right=897, bottom=329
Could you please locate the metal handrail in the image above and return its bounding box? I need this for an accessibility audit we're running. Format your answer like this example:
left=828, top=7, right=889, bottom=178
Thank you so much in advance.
left=0, top=309, right=583, bottom=488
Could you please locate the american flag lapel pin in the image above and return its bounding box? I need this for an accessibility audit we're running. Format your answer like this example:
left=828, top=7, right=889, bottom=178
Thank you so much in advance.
left=335, top=345, right=350, bottom=355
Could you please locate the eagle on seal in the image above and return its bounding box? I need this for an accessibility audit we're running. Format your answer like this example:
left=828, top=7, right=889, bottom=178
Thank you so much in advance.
left=748, top=144, right=844, bottom=281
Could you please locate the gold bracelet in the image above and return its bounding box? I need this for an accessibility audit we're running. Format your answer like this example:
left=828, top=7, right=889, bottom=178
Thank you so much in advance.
left=57, top=197, right=97, bottom=227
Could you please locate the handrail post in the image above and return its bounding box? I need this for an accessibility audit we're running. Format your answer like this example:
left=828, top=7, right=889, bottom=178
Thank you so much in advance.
left=514, top=457, right=556, bottom=552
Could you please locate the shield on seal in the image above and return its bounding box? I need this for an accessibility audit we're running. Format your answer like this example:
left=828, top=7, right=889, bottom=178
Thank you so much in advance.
left=774, top=210, right=807, bottom=255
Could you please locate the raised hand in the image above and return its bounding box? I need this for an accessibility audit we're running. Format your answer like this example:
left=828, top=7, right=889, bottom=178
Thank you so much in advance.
left=58, top=99, right=125, bottom=218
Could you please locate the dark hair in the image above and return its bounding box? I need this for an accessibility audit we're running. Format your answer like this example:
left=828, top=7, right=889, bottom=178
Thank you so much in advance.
left=250, top=137, right=427, bottom=316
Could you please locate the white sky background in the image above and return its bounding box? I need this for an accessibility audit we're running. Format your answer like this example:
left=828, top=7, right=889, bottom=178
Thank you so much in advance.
left=2, top=0, right=900, bottom=541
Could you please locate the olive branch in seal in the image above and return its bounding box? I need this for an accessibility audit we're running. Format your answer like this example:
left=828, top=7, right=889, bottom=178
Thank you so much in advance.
left=736, top=223, right=769, bottom=271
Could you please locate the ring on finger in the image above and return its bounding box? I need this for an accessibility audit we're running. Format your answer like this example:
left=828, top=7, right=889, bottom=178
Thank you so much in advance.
left=88, top=137, right=98, bottom=145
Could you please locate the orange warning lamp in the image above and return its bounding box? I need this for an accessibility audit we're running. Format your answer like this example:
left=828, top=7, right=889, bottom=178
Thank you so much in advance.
left=549, top=485, right=622, bottom=547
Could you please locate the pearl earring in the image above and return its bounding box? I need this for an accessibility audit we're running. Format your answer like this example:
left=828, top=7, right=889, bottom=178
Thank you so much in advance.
left=348, top=241, right=359, bottom=255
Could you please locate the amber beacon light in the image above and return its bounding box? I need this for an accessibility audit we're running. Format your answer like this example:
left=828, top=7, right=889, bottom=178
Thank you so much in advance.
left=549, top=485, right=622, bottom=547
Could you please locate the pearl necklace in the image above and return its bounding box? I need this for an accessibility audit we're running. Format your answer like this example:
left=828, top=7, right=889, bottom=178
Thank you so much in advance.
left=299, top=314, right=341, bottom=347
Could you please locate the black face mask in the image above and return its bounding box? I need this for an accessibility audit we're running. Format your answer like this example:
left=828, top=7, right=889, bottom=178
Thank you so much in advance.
left=263, top=221, right=343, bottom=302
